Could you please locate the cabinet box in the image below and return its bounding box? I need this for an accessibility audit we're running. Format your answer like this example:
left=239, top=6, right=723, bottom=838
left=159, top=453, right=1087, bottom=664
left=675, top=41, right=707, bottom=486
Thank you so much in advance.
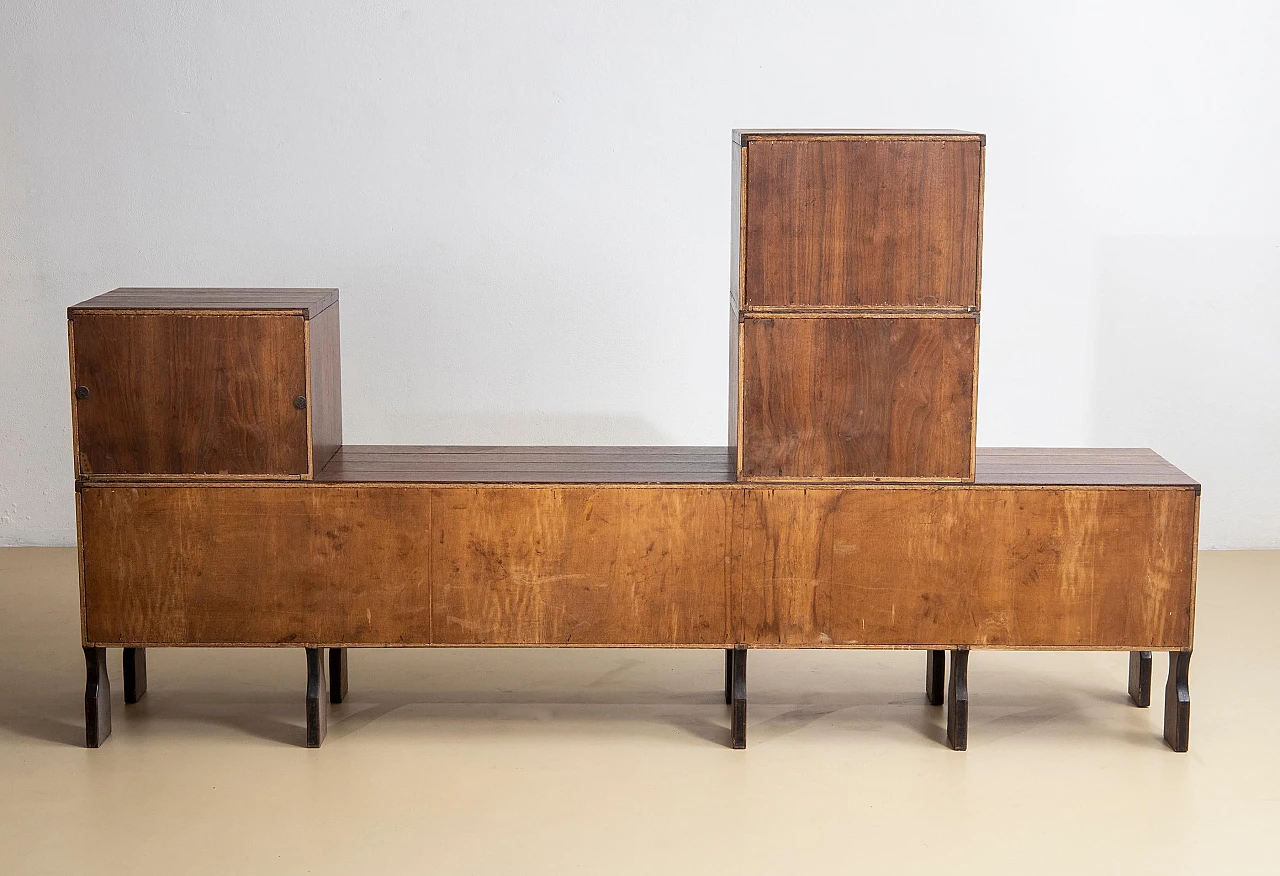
left=737, top=314, right=977, bottom=481
left=734, top=131, right=984, bottom=311
left=68, top=288, right=341, bottom=478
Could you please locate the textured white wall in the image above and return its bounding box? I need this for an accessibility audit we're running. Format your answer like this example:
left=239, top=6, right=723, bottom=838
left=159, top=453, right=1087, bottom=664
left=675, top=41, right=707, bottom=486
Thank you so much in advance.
left=2, top=1, right=1276, bottom=547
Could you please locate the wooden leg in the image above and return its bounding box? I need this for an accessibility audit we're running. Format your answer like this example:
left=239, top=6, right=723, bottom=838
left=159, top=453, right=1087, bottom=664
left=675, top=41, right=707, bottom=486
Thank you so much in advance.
left=926, top=649, right=945, bottom=706
left=946, top=648, right=969, bottom=751
left=306, top=648, right=328, bottom=748
left=329, top=648, right=348, bottom=705
left=724, top=649, right=733, bottom=705
left=1128, top=650, right=1152, bottom=708
left=1164, top=650, right=1191, bottom=752
left=84, top=646, right=111, bottom=748
left=124, top=647, right=148, bottom=704
left=730, top=645, right=747, bottom=750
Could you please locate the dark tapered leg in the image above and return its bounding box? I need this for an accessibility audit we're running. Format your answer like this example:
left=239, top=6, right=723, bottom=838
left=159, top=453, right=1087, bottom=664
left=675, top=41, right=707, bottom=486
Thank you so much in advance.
left=1128, top=650, right=1152, bottom=708
left=84, top=646, right=111, bottom=748
left=124, top=647, right=148, bottom=704
left=926, top=650, right=946, bottom=706
left=329, top=648, right=348, bottom=705
left=306, top=648, right=328, bottom=748
left=724, top=649, right=733, bottom=705
left=946, top=648, right=969, bottom=751
left=730, top=645, right=747, bottom=749
left=1164, top=650, right=1191, bottom=752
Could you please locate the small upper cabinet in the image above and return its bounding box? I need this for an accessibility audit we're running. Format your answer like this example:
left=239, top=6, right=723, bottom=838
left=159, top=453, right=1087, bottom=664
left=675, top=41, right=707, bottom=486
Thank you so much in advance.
left=736, top=131, right=984, bottom=311
left=68, top=288, right=342, bottom=479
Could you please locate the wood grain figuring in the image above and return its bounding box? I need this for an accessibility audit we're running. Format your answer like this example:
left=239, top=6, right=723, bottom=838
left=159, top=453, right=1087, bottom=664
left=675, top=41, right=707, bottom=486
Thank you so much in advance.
left=318, top=445, right=738, bottom=483
left=79, top=484, right=736, bottom=647
left=733, top=486, right=1197, bottom=648
left=72, top=313, right=310, bottom=476
left=740, top=316, right=977, bottom=480
left=80, top=486, right=433, bottom=645
left=744, top=138, right=982, bottom=309
left=309, top=446, right=1196, bottom=487
left=70, top=287, right=338, bottom=317
left=431, top=487, right=733, bottom=645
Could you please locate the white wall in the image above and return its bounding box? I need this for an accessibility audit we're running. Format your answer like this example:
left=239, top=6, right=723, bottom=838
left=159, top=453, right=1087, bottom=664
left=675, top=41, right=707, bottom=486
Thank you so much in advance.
left=2, top=1, right=1276, bottom=548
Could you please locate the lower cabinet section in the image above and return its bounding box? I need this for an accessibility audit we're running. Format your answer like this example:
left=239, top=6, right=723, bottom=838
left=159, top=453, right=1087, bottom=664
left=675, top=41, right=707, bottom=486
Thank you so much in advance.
left=734, top=486, right=1197, bottom=649
left=78, top=485, right=733, bottom=646
left=79, top=486, right=434, bottom=645
left=78, top=482, right=1197, bottom=650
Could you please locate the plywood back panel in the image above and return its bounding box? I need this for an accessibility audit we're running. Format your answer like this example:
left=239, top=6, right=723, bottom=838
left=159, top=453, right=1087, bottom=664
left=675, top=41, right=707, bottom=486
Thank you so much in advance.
left=430, top=487, right=733, bottom=645
left=80, top=486, right=432, bottom=645
left=743, top=137, right=982, bottom=309
left=739, top=315, right=977, bottom=480
left=733, top=486, right=1198, bottom=648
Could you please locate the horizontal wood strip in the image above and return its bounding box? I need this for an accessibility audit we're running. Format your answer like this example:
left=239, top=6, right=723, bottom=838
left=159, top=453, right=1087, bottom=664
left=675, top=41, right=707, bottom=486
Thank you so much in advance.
left=335, top=446, right=733, bottom=455
left=70, top=288, right=338, bottom=318
left=305, top=446, right=1198, bottom=488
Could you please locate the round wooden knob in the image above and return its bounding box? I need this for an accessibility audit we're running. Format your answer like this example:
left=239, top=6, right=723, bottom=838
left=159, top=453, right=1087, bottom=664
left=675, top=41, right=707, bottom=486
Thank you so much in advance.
left=294, top=395, right=307, bottom=410
left=75, top=386, right=90, bottom=400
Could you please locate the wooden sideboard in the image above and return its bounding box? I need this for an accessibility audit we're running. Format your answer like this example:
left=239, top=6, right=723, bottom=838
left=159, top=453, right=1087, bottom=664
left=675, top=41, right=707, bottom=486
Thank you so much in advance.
left=68, top=130, right=1199, bottom=753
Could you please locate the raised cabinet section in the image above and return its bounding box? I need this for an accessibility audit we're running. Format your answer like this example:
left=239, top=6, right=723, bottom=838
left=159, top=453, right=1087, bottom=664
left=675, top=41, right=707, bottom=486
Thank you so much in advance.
left=739, top=133, right=983, bottom=310
left=738, top=314, right=977, bottom=481
left=68, top=288, right=341, bottom=478
left=733, top=486, right=1198, bottom=649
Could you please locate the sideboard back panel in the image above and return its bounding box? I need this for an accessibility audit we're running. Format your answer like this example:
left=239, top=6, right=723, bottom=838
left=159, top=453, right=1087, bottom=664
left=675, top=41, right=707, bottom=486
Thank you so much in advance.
left=431, top=487, right=732, bottom=645
left=77, top=457, right=1197, bottom=650
left=743, top=137, right=982, bottom=310
left=79, top=486, right=433, bottom=645
left=734, top=486, right=1197, bottom=649
left=79, top=484, right=733, bottom=647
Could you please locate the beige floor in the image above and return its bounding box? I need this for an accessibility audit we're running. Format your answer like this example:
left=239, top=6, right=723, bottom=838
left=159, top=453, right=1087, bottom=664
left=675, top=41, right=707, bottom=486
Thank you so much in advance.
left=0, top=548, right=1276, bottom=875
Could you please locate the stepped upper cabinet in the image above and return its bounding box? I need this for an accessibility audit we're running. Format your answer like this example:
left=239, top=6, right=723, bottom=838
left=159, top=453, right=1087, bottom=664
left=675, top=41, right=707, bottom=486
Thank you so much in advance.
left=68, top=288, right=342, bottom=479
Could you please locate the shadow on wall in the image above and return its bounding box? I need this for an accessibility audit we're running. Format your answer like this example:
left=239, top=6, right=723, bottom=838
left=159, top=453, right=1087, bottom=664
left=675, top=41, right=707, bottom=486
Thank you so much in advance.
left=1091, top=236, right=1280, bottom=549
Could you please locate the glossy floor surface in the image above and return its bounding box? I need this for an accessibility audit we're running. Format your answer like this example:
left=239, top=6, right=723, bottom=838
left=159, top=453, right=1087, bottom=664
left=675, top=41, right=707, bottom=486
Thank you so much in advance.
left=1, top=548, right=1275, bottom=874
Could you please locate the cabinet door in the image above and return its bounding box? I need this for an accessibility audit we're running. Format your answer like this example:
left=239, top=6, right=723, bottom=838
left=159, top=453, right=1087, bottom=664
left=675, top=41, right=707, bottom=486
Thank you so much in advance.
left=739, top=315, right=977, bottom=481
left=71, top=312, right=310, bottom=476
left=745, top=138, right=982, bottom=309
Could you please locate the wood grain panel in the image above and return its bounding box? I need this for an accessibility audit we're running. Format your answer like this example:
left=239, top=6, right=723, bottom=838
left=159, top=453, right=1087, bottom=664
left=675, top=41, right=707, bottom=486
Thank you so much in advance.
left=431, top=487, right=733, bottom=645
left=70, top=287, right=338, bottom=317
left=80, top=486, right=432, bottom=646
left=744, top=138, right=982, bottom=309
left=733, top=486, right=1198, bottom=648
left=307, top=302, right=343, bottom=472
left=318, top=446, right=737, bottom=483
left=72, top=313, right=311, bottom=477
left=740, top=315, right=977, bottom=480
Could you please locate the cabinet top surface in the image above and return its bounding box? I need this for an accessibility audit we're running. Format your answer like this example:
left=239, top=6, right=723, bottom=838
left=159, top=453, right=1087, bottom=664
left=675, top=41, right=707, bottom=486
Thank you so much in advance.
left=734, top=129, right=985, bottom=145
left=69, top=288, right=338, bottom=318
left=304, top=446, right=1198, bottom=489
